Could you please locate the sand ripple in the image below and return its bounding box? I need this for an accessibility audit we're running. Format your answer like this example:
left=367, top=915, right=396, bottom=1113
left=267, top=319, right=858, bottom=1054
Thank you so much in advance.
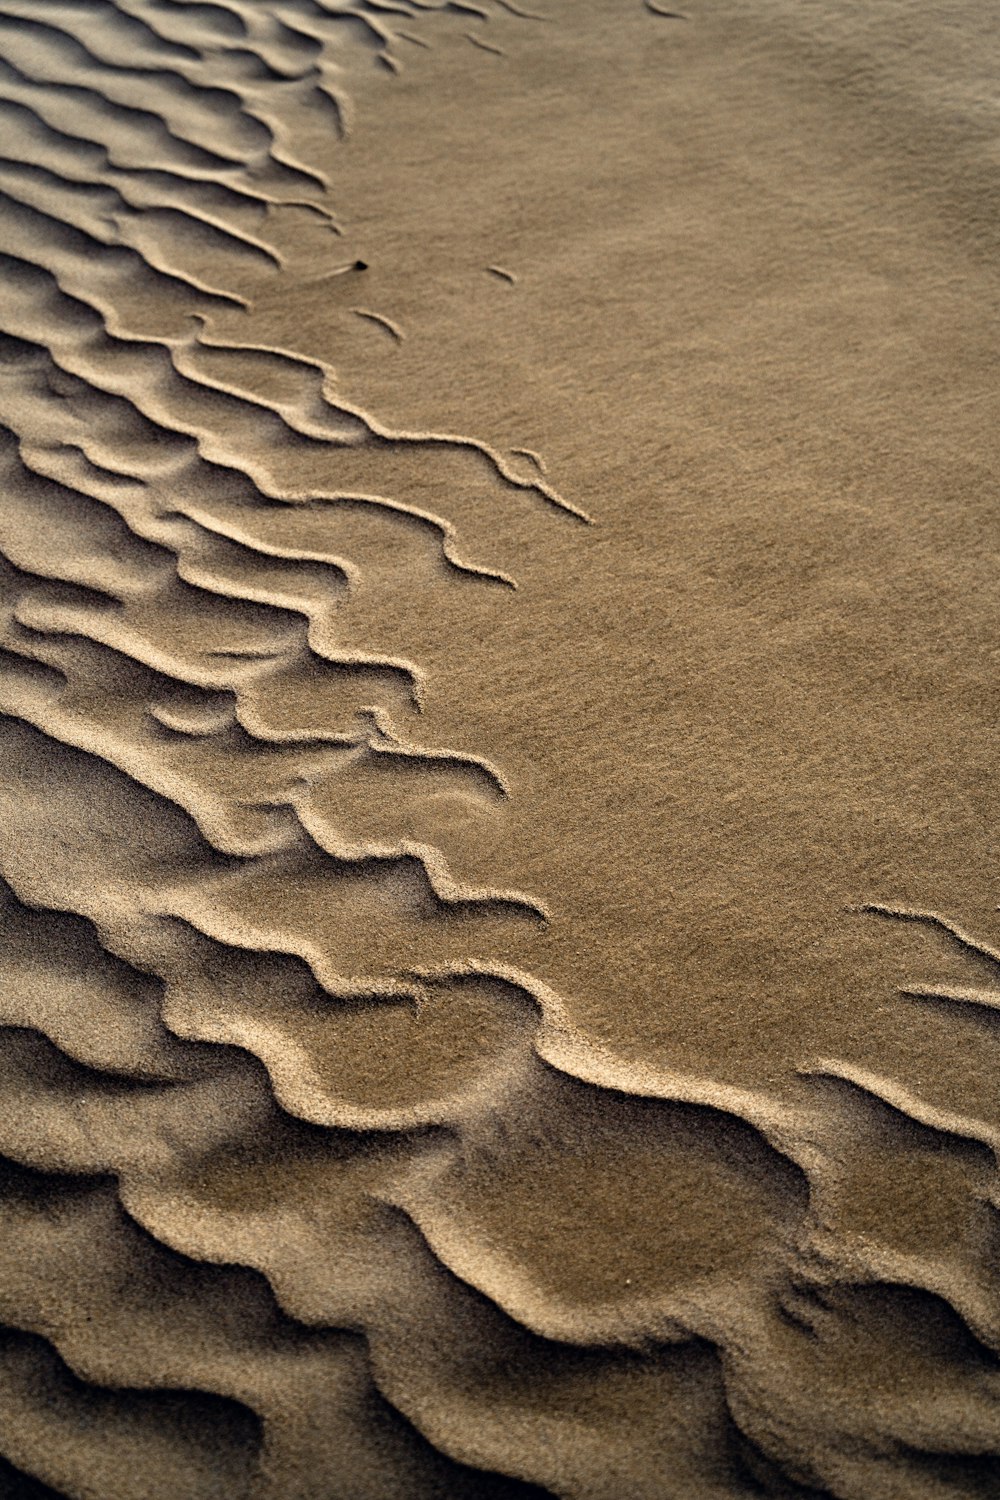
left=1, top=1, right=998, bottom=1496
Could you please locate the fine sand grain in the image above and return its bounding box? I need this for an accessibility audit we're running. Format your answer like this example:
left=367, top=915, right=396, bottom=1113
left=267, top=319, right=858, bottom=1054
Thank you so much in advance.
left=1, top=1, right=998, bottom=1496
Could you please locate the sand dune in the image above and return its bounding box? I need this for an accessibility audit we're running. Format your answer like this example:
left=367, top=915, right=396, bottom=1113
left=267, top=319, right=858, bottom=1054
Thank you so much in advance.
left=1, top=0, right=999, bottom=1495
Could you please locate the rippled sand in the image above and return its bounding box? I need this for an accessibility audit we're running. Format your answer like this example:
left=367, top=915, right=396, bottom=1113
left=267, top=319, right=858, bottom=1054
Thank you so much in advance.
left=1, top=1, right=999, bottom=1496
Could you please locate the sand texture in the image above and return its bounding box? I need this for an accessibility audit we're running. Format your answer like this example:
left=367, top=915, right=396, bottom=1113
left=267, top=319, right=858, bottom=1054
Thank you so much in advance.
left=1, top=0, right=999, bottom=1495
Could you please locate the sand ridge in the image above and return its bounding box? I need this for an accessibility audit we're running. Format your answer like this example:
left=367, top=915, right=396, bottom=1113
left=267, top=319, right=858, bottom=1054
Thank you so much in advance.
left=1, top=0, right=999, bottom=1496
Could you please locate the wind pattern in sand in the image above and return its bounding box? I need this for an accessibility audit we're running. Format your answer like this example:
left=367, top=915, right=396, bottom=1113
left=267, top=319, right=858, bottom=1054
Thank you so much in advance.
left=1, top=2, right=999, bottom=1497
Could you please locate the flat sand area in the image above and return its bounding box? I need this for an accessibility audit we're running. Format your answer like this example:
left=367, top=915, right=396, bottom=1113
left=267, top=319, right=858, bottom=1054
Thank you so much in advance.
left=0, top=1, right=998, bottom=1495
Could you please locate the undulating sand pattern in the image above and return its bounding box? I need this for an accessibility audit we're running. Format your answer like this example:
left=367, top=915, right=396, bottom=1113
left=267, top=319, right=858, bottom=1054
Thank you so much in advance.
left=1, top=1, right=999, bottom=1496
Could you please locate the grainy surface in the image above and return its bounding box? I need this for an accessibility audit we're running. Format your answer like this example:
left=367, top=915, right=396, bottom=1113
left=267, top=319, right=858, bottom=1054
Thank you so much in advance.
left=0, top=1, right=999, bottom=1496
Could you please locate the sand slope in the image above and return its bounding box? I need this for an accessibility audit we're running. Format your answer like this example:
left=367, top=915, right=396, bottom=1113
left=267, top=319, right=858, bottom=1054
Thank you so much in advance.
left=1, top=1, right=999, bottom=1496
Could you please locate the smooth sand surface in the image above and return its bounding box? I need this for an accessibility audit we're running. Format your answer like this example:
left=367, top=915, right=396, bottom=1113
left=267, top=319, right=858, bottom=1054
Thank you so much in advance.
left=1, top=0, right=999, bottom=1495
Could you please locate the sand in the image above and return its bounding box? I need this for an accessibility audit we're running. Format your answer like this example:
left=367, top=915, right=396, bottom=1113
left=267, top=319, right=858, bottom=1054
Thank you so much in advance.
left=0, top=0, right=998, bottom=1495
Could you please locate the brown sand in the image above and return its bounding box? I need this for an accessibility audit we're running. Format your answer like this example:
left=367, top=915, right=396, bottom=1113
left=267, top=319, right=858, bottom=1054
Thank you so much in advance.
left=0, top=0, right=999, bottom=1495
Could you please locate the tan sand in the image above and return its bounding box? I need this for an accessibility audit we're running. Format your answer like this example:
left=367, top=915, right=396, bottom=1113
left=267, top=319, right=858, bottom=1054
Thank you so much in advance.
left=0, top=0, right=998, bottom=1495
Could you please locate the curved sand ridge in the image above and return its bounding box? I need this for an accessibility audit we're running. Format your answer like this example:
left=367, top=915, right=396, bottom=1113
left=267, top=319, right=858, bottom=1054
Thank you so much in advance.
left=2, top=1, right=1000, bottom=1496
